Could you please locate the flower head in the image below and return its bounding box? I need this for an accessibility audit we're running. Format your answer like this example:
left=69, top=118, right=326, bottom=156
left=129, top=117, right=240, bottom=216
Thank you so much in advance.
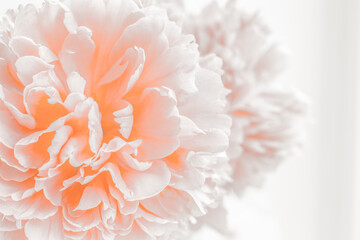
left=183, top=0, right=308, bottom=194
left=0, top=0, right=231, bottom=239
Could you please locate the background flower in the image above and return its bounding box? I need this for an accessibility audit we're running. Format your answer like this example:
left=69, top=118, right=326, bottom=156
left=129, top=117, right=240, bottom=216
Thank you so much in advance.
left=154, top=0, right=309, bottom=234
left=0, top=0, right=231, bottom=239
left=184, top=0, right=308, bottom=196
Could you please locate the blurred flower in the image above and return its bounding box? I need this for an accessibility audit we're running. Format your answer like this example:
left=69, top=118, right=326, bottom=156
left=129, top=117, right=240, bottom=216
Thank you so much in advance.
left=0, top=0, right=231, bottom=239
left=162, top=0, right=310, bottom=234
left=184, top=0, right=308, bottom=196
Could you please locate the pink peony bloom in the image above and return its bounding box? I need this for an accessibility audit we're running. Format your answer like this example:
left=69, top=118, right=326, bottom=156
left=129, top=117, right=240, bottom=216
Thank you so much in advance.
left=183, top=0, right=309, bottom=196
left=0, top=0, right=231, bottom=239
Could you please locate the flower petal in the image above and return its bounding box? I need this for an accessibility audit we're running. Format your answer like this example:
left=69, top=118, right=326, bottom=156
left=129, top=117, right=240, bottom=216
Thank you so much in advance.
left=0, top=192, right=57, bottom=219
left=131, top=87, right=180, bottom=161
left=123, top=161, right=171, bottom=201
left=24, top=213, right=64, bottom=240
left=14, top=131, right=56, bottom=169
left=59, top=26, right=95, bottom=82
left=15, top=56, right=53, bottom=86
left=0, top=103, right=30, bottom=148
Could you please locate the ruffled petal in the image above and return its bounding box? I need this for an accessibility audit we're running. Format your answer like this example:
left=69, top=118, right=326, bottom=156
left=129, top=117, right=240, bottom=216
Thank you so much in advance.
left=59, top=26, right=95, bottom=83
left=24, top=213, right=64, bottom=240
left=15, top=56, right=53, bottom=86
left=123, top=161, right=171, bottom=201
left=131, top=87, right=180, bottom=161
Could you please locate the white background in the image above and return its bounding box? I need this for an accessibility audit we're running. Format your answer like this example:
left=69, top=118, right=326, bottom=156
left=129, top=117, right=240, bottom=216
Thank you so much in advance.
left=1, top=0, right=359, bottom=240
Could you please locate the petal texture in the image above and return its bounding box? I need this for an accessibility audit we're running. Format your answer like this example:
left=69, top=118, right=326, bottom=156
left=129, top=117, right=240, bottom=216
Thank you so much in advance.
left=0, top=0, right=231, bottom=239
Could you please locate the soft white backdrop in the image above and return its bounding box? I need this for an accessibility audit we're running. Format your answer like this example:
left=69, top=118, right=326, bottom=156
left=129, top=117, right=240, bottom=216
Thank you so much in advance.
left=0, top=0, right=359, bottom=240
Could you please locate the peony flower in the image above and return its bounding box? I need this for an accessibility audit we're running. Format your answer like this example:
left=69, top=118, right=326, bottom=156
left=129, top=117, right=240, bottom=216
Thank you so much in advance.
left=155, top=0, right=185, bottom=27
left=0, top=0, right=232, bottom=239
left=183, top=0, right=308, bottom=195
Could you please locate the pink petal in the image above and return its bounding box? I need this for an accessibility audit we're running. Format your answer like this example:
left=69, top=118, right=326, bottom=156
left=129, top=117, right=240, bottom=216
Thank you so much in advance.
left=59, top=26, right=95, bottom=82
left=0, top=192, right=57, bottom=219
left=132, top=87, right=180, bottom=161
left=0, top=214, right=22, bottom=231
left=116, top=150, right=152, bottom=172
left=123, top=161, right=171, bottom=201
left=9, top=36, right=40, bottom=58
left=14, top=131, right=55, bottom=169
left=60, top=135, right=93, bottom=168
left=74, top=185, right=106, bottom=211
left=0, top=58, right=23, bottom=93
left=15, top=56, right=53, bottom=86
left=0, top=177, right=34, bottom=199
left=180, top=128, right=229, bottom=153
left=88, top=102, right=103, bottom=153
left=32, top=70, right=67, bottom=96
left=113, top=101, right=134, bottom=139
left=0, top=143, right=26, bottom=172
left=116, top=223, right=152, bottom=240
left=66, top=71, right=86, bottom=94
left=24, top=213, right=64, bottom=240
left=0, top=160, right=36, bottom=182
left=0, top=103, right=30, bottom=148
left=62, top=205, right=101, bottom=232
left=0, top=229, right=26, bottom=239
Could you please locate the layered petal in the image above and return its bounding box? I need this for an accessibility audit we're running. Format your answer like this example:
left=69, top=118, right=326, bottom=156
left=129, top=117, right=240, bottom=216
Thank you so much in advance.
left=0, top=0, right=231, bottom=239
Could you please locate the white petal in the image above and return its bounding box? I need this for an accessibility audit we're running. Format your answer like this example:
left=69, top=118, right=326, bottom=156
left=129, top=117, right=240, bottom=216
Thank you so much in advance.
left=15, top=56, right=53, bottom=86
left=132, top=87, right=180, bottom=161
left=123, top=161, right=171, bottom=201
left=113, top=101, right=134, bottom=139
left=88, top=102, right=103, bottom=153
left=74, top=185, right=105, bottom=211
left=59, top=26, right=95, bottom=81
left=66, top=71, right=86, bottom=94
left=24, top=213, right=64, bottom=240
left=0, top=103, right=30, bottom=148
